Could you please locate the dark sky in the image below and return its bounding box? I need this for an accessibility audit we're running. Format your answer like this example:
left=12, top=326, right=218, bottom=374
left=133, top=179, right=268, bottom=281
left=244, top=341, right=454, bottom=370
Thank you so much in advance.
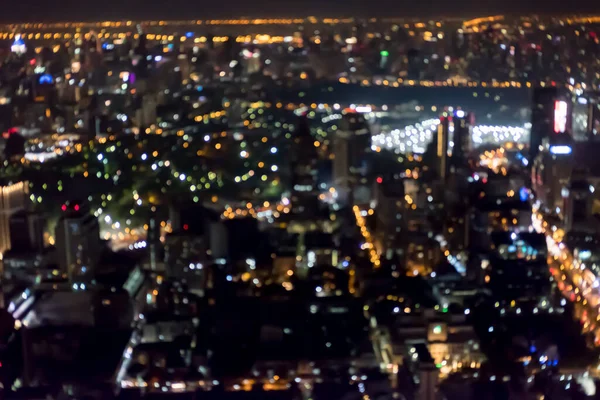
left=1, top=0, right=599, bottom=22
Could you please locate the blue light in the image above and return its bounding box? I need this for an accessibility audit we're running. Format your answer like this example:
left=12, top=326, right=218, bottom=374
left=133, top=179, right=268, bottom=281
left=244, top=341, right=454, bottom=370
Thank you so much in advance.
left=530, top=345, right=537, bottom=353
left=549, top=145, right=572, bottom=155
left=38, top=74, right=53, bottom=84
left=519, top=187, right=528, bottom=202
left=197, top=86, right=203, bottom=92
left=186, top=32, right=194, bottom=38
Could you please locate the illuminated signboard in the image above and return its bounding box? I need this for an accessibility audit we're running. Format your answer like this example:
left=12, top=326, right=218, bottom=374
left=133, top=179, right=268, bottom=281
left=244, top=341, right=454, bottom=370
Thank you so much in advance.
left=549, top=145, right=572, bottom=155
left=38, top=74, right=53, bottom=85
left=554, top=100, right=568, bottom=133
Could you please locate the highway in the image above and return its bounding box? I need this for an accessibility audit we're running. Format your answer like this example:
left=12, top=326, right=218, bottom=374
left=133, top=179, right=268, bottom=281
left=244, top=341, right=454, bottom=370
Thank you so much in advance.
left=532, top=204, right=600, bottom=345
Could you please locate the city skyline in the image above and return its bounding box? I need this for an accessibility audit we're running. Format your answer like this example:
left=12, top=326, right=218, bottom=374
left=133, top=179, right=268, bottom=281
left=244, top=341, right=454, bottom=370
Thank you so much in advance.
left=1, top=0, right=600, bottom=22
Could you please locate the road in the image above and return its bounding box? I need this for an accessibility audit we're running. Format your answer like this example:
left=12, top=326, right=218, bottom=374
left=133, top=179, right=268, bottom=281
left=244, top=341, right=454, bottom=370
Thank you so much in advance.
left=532, top=204, right=600, bottom=345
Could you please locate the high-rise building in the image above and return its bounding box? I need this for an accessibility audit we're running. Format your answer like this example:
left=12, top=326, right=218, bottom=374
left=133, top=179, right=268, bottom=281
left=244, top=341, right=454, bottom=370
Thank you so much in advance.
left=572, top=93, right=600, bottom=141
left=0, top=181, right=28, bottom=258
left=530, top=87, right=572, bottom=162
left=55, top=201, right=101, bottom=281
left=333, top=112, right=371, bottom=203
left=563, top=172, right=594, bottom=232
left=531, top=132, right=574, bottom=210
left=433, top=115, right=450, bottom=181
left=9, top=210, right=45, bottom=252
left=145, top=211, right=163, bottom=272
left=289, top=118, right=319, bottom=218
left=451, top=110, right=474, bottom=166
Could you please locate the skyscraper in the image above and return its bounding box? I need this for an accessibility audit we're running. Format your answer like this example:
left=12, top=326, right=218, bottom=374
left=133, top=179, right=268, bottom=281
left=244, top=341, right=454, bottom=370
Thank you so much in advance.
left=289, top=117, right=319, bottom=218
left=9, top=210, right=45, bottom=252
left=530, top=87, right=572, bottom=162
left=451, top=110, right=474, bottom=166
left=332, top=112, right=371, bottom=204
left=145, top=211, right=163, bottom=272
left=434, top=115, right=450, bottom=182
left=0, top=181, right=28, bottom=258
left=55, top=202, right=101, bottom=281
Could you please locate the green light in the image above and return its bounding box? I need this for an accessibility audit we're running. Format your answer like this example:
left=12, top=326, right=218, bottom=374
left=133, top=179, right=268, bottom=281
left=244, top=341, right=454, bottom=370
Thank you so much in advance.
left=432, top=325, right=442, bottom=334
left=435, top=363, right=442, bottom=368
left=442, top=307, right=448, bottom=313
left=380, top=50, right=389, bottom=57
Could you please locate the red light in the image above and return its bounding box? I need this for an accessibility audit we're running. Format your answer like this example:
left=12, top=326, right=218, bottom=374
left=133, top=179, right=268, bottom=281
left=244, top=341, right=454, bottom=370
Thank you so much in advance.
left=376, top=177, right=383, bottom=184
left=554, top=100, right=568, bottom=133
left=74, top=204, right=80, bottom=211
left=482, top=178, right=488, bottom=184
left=61, top=204, right=67, bottom=211
left=29, top=58, right=35, bottom=66
left=183, top=224, right=189, bottom=230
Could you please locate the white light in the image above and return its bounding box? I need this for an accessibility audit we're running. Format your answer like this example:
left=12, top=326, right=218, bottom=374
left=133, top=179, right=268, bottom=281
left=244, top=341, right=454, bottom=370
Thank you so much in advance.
left=464, top=308, right=470, bottom=315
left=270, top=147, right=277, bottom=154
left=456, top=110, right=465, bottom=118
left=97, top=153, right=103, bottom=161
left=549, top=145, right=572, bottom=155
left=141, top=153, right=147, bottom=160
left=204, top=135, right=210, bottom=142
left=271, top=165, right=278, bottom=172
left=355, top=106, right=372, bottom=113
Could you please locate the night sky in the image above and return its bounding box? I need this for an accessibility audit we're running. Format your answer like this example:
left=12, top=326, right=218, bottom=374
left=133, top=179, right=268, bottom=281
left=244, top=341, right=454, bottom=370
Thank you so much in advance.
left=1, top=0, right=599, bottom=22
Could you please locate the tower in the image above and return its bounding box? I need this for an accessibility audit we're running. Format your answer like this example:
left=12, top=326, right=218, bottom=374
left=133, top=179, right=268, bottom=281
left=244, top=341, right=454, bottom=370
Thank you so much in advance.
left=0, top=181, right=28, bottom=258
left=452, top=110, right=474, bottom=167
left=433, top=115, right=450, bottom=182
left=9, top=210, right=45, bottom=252
left=55, top=201, right=101, bottom=281
left=333, top=112, right=371, bottom=204
left=146, top=211, right=163, bottom=271
left=563, top=171, right=594, bottom=232
left=530, top=87, right=572, bottom=162
left=289, top=117, right=319, bottom=218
